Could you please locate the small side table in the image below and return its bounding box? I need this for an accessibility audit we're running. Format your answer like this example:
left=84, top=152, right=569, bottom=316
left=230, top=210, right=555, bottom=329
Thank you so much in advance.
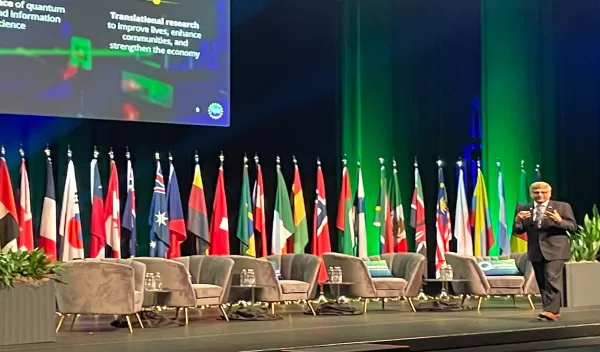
left=144, top=289, right=172, bottom=310
left=229, top=284, right=271, bottom=306
left=321, top=282, right=354, bottom=303
left=423, top=279, right=470, bottom=301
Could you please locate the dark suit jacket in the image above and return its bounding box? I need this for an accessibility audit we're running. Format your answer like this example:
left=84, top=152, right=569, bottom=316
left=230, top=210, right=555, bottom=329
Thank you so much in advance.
left=512, top=200, right=578, bottom=262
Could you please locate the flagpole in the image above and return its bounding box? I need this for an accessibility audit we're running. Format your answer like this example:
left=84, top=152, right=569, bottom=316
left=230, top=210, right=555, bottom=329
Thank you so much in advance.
left=315, top=155, right=328, bottom=304
left=411, top=157, right=428, bottom=301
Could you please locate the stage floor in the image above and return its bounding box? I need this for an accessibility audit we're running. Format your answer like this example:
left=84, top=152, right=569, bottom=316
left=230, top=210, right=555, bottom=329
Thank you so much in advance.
left=2, top=298, right=600, bottom=352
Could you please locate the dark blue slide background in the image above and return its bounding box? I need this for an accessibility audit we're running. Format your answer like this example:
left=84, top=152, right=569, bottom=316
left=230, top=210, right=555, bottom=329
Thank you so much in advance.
left=0, top=0, right=230, bottom=126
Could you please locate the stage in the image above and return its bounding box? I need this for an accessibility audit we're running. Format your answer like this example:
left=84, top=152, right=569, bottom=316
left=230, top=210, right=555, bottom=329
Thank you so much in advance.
left=2, top=299, right=600, bottom=352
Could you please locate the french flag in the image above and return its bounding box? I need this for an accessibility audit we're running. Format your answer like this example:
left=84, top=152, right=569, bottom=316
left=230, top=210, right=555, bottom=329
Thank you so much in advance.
left=39, top=153, right=57, bottom=260
left=60, top=156, right=84, bottom=262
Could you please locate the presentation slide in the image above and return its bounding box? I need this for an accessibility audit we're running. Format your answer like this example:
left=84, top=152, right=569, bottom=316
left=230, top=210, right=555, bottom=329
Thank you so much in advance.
left=0, top=0, right=230, bottom=126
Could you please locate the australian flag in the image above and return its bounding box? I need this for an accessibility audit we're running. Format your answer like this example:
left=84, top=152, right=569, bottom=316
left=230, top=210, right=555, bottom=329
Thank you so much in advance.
left=149, top=161, right=169, bottom=257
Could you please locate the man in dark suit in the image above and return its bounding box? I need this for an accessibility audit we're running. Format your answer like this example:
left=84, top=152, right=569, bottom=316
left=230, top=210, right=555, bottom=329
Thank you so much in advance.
left=513, top=181, right=577, bottom=321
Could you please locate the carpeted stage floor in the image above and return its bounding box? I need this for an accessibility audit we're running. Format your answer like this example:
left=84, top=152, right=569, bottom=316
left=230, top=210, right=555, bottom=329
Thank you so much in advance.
left=2, top=298, right=600, bottom=352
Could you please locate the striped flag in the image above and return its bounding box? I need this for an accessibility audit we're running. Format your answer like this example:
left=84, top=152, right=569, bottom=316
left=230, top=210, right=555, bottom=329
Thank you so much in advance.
left=312, top=159, right=331, bottom=283
left=472, top=164, right=494, bottom=256
left=454, top=161, right=472, bottom=256
left=90, top=155, right=106, bottom=258
left=435, top=164, right=452, bottom=277
left=389, top=160, right=407, bottom=252
left=122, top=154, right=136, bottom=257
left=510, top=162, right=528, bottom=253
left=290, top=158, right=309, bottom=254
left=410, top=163, right=426, bottom=257
left=354, top=162, right=367, bottom=257
left=59, top=155, right=84, bottom=261
left=497, top=163, right=510, bottom=254
left=374, top=160, right=393, bottom=254
left=188, top=156, right=210, bottom=255
left=39, top=150, right=57, bottom=260
left=252, top=156, right=267, bottom=257
left=167, top=160, right=186, bottom=258
left=17, top=153, right=34, bottom=251
left=272, top=159, right=294, bottom=255
left=0, top=148, right=18, bottom=253
left=149, top=158, right=169, bottom=258
left=209, top=155, right=230, bottom=255
left=104, top=157, right=120, bottom=258
left=336, top=159, right=354, bottom=255
left=237, top=157, right=255, bottom=256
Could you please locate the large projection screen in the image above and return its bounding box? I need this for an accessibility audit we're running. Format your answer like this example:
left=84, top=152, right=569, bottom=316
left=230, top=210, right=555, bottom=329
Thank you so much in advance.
left=0, top=0, right=230, bottom=126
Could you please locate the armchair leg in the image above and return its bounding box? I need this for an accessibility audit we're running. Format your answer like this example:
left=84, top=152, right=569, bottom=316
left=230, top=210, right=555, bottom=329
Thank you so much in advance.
left=511, top=295, right=517, bottom=307
left=69, top=314, right=78, bottom=331
left=174, top=307, right=180, bottom=320
left=269, top=303, right=275, bottom=314
left=476, top=297, right=484, bottom=311
left=362, top=299, right=369, bottom=314
left=304, top=300, right=317, bottom=316
left=460, top=295, right=468, bottom=306
left=125, top=315, right=134, bottom=333
left=135, top=313, right=144, bottom=329
left=405, top=297, right=416, bottom=312
left=184, top=308, right=189, bottom=325
left=527, top=294, right=535, bottom=310
left=55, top=314, right=66, bottom=333
left=218, top=304, right=230, bottom=321
left=381, top=298, right=385, bottom=310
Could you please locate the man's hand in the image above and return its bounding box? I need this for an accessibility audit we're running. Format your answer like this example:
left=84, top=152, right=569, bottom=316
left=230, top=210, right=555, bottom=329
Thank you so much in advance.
left=545, top=209, right=562, bottom=223
left=515, top=211, right=532, bottom=222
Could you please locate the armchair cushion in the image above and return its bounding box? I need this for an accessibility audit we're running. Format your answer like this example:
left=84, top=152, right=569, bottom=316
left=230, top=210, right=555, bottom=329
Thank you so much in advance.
left=192, top=284, right=222, bottom=298
left=477, top=259, right=520, bottom=276
left=279, top=280, right=310, bottom=294
left=372, top=277, right=407, bottom=290
left=487, top=276, right=525, bottom=288
left=365, top=260, right=393, bottom=277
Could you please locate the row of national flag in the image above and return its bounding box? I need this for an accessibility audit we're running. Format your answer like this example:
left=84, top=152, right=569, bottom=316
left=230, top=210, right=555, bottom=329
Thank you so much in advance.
left=0, top=147, right=540, bottom=280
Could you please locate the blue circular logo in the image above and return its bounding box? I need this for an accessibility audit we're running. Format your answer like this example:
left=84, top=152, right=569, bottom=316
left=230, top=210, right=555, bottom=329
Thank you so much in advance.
left=208, top=103, right=224, bottom=120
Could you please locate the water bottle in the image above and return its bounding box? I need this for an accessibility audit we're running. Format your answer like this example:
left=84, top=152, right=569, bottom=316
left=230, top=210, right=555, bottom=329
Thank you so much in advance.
left=247, top=269, right=256, bottom=286
left=155, top=273, right=162, bottom=290
left=447, top=265, right=453, bottom=280
left=241, top=269, right=247, bottom=286
left=335, top=267, right=343, bottom=283
left=145, top=273, right=153, bottom=290
left=327, top=267, right=334, bottom=282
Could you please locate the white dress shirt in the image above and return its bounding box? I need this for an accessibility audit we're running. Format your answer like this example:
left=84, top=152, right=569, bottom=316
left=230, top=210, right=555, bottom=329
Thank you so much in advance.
left=534, top=200, right=550, bottom=222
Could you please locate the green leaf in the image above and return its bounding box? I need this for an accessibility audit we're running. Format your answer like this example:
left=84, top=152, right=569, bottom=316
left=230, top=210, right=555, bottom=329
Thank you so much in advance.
left=0, top=249, right=63, bottom=289
left=569, top=205, right=600, bottom=262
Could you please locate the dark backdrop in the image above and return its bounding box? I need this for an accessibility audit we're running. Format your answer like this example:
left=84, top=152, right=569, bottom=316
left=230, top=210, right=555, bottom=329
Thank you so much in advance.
left=1, top=0, right=599, bottom=259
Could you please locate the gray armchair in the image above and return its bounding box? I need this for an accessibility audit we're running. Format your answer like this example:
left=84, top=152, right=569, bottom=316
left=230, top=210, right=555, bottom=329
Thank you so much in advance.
left=55, top=261, right=144, bottom=333
left=323, top=252, right=425, bottom=313
left=445, top=252, right=538, bottom=310
left=132, top=257, right=196, bottom=324
left=230, top=254, right=320, bottom=315
left=173, top=255, right=234, bottom=321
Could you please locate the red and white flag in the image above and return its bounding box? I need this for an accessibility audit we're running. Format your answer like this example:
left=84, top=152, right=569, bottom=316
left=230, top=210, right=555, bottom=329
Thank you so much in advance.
left=90, top=157, right=105, bottom=258
left=17, top=156, right=34, bottom=251
left=0, top=150, right=18, bottom=253
left=60, top=156, right=84, bottom=261
left=104, top=158, right=121, bottom=258
left=209, top=159, right=229, bottom=255
left=39, top=153, right=57, bottom=260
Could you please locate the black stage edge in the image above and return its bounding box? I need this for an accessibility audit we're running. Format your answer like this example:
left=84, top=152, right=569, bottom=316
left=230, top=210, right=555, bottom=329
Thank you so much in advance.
left=2, top=301, right=600, bottom=352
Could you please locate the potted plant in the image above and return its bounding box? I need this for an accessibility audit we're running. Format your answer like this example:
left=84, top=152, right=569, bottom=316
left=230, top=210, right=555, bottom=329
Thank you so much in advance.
left=564, top=205, right=600, bottom=308
left=0, top=249, right=62, bottom=346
